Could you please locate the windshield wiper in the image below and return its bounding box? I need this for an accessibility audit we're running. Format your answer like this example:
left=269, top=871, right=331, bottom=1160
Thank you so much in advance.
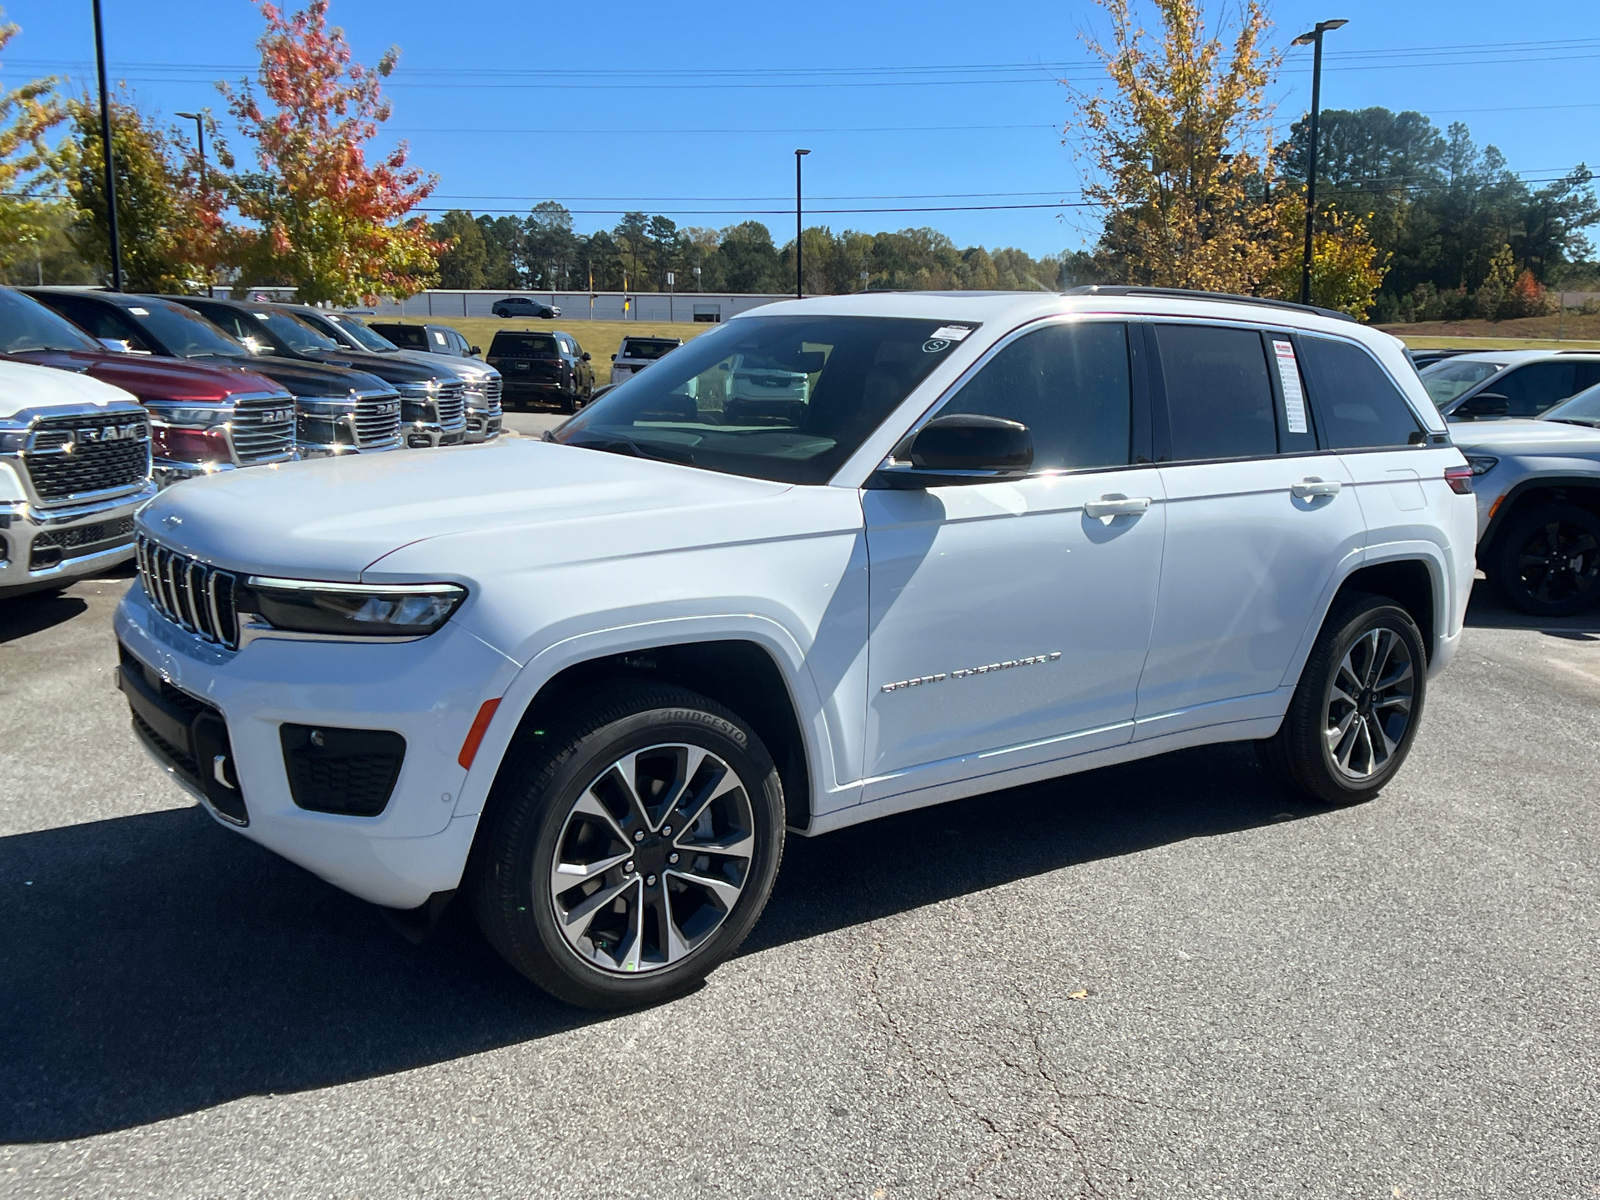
left=566, top=434, right=696, bottom=467
left=1547, top=417, right=1599, bottom=428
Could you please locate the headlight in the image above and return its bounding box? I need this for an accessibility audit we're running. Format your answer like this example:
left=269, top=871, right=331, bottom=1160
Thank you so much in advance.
left=237, top=577, right=467, bottom=637
left=396, top=382, right=439, bottom=399
left=294, top=397, right=352, bottom=418
left=148, top=405, right=231, bottom=429
left=1465, top=455, right=1499, bottom=476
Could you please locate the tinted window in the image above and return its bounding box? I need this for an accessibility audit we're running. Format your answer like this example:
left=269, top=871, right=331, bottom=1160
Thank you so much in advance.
left=1156, top=325, right=1276, bottom=461
left=1544, top=382, right=1600, bottom=426
left=1420, top=359, right=1505, bottom=407
left=35, top=296, right=145, bottom=348
left=492, top=333, right=559, bottom=357
left=937, top=321, right=1130, bottom=471
left=555, top=315, right=968, bottom=485
left=1494, top=362, right=1579, bottom=417
left=621, top=339, right=680, bottom=361
left=1298, top=336, right=1421, bottom=448
left=0, top=289, right=101, bottom=353
left=125, top=300, right=248, bottom=359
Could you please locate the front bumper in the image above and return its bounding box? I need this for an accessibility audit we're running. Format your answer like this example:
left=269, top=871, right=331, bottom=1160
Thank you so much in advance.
left=113, top=583, right=520, bottom=908
left=402, top=420, right=468, bottom=449
left=0, top=482, right=154, bottom=596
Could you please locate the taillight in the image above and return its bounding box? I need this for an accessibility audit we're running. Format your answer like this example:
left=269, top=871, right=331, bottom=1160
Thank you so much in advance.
left=1444, top=465, right=1474, bottom=495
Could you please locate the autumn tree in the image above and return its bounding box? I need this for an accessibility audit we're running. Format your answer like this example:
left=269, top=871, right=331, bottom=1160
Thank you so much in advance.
left=221, top=0, right=440, bottom=304
left=59, top=95, right=224, bottom=292
left=1064, top=0, right=1284, bottom=294
left=1260, top=194, right=1386, bottom=317
left=0, top=10, right=66, bottom=271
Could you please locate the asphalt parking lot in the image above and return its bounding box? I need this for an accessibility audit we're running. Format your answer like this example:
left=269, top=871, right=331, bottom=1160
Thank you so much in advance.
left=1, top=572, right=1596, bottom=1199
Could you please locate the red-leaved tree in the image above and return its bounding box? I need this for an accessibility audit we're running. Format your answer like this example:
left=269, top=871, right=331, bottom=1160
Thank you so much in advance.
left=220, top=0, right=441, bottom=304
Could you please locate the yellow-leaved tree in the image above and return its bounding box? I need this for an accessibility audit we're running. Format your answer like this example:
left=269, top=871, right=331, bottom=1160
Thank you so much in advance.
left=1064, top=0, right=1285, bottom=294
left=1261, top=193, right=1387, bottom=317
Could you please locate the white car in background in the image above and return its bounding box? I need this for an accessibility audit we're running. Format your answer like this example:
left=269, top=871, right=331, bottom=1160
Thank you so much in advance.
left=608, top=335, right=682, bottom=386
left=115, top=287, right=1475, bottom=1010
left=1, top=361, right=155, bottom=598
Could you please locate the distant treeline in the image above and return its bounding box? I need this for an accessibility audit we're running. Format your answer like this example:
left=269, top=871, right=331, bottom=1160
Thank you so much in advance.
left=431, top=203, right=1095, bottom=295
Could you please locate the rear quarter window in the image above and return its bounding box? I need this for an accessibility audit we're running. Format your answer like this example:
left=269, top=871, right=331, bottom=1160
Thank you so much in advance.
left=1298, top=336, right=1422, bottom=448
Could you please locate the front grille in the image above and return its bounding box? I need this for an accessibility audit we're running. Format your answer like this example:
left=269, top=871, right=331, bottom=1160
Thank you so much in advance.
left=436, top=382, right=466, bottom=431
left=30, top=515, right=136, bottom=569
left=229, top=393, right=296, bottom=464
left=136, top=533, right=239, bottom=649
left=484, top=378, right=502, bottom=410
left=20, top=413, right=150, bottom=504
left=355, top=390, right=402, bottom=450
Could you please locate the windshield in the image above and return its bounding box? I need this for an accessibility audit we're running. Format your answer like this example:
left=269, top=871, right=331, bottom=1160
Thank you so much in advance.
left=1544, top=382, right=1600, bottom=426
left=554, top=315, right=974, bottom=485
left=375, top=324, right=428, bottom=350
left=0, top=288, right=101, bottom=353
left=131, top=300, right=250, bottom=359
left=493, top=333, right=559, bottom=357
left=1419, top=359, right=1505, bottom=407
left=620, top=338, right=680, bottom=361
left=254, top=310, right=341, bottom=353
left=323, top=312, right=398, bottom=350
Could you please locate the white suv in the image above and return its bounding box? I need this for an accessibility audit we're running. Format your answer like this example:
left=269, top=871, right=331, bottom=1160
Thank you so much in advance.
left=114, top=289, right=1477, bottom=1009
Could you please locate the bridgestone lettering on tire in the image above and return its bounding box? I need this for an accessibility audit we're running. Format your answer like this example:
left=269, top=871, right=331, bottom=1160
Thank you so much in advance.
left=470, top=683, right=784, bottom=1010
left=1257, top=591, right=1428, bottom=806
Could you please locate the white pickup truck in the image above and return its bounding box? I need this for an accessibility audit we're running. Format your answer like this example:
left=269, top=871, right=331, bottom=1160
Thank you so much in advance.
left=114, top=288, right=1475, bottom=1009
left=1, top=360, right=155, bottom=598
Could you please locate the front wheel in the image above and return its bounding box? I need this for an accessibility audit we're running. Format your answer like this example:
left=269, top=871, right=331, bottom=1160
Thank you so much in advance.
left=1257, top=592, right=1427, bottom=806
left=1491, top=502, right=1600, bottom=617
left=470, top=684, right=785, bottom=1010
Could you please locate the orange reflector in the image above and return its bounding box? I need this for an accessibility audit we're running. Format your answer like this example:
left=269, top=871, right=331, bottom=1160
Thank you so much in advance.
left=458, top=698, right=501, bottom=770
left=1487, top=494, right=1505, bottom=522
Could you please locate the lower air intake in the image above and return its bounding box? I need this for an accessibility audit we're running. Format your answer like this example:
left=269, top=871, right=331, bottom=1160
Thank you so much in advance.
left=280, top=723, right=406, bottom=817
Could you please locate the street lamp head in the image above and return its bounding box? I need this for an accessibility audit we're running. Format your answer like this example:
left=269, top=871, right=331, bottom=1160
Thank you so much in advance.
left=175, top=111, right=199, bottom=120
left=1293, top=18, right=1347, bottom=43
left=1319, top=18, right=1349, bottom=30
left=795, top=148, right=811, bottom=157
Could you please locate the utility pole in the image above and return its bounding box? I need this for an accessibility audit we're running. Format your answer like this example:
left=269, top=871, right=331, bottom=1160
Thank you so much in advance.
left=91, top=0, right=123, bottom=291
left=1291, top=19, right=1347, bottom=307
left=176, top=111, right=209, bottom=294
left=795, top=149, right=810, bottom=299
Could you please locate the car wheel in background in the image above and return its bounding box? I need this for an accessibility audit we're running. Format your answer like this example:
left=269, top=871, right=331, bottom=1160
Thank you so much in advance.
left=1491, top=502, right=1600, bottom=617
left=1257, top=591, right=1427, bottom=806
left=469, top=683, right=786, bottom=1010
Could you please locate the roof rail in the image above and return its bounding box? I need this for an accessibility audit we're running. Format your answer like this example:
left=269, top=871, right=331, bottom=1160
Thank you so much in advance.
left=1062, top=285, right=1358, bottom=324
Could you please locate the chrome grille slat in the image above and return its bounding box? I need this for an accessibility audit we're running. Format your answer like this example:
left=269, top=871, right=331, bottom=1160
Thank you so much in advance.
left=19, top=413, right=150, bottom=504
left=354, top=390, right=402, bottom=450
left=137, top=534, right=239, bottom=649
left=228, top=393, right=296, bottom=464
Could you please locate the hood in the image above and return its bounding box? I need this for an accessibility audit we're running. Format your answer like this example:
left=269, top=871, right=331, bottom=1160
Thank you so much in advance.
left=242, top=356, right=392, bottom=398
left=0, top=358, right=140, bottom=419
left=8, top=348, right=285, bottom=406
left=300, top=349, right=466, bottom=387
left=137, top=438, right=794, bottom=581
left=386, top=348, right=498, bottom=381
left=1448, top=417, right=1600, bottom=455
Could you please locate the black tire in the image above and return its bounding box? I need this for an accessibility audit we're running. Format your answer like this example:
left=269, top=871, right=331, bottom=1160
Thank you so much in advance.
left=558, top=392, right=576, bottom=414
left=1256, top=591, right=1427, bottom=806
left=1490, top=502, right=1600, bottom=617
left=493, top=307, right=508, bottom=318
left=469, top=683, right=785, bottom=1010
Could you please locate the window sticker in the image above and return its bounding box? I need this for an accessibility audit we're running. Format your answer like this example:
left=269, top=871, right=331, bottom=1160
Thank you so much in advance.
left=1273, top=339, right=1309, bottom=434
left=929, top=324, right=976, bottom=341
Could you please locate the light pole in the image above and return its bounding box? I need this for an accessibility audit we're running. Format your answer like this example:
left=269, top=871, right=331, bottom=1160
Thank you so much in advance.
left=91, top=0, right=123, bottom=291
left=1291, top=18, right=1347, bottom=307
left=794, top=148, right=810, bottom=299
left=176, top=111, right=210, bottom=295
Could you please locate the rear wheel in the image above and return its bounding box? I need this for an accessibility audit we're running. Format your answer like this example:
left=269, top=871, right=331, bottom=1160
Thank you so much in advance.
left=1257, top=592, right=1426, bottom=806
left=470, top=684, right=785, bottom=1010
left=1491, top=502, right=1600, bottom=617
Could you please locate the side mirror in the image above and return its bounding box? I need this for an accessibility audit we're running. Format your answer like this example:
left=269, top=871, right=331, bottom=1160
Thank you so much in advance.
left=98, top=337, right=134, bottom=353
left=1455, top=392, right=1510, bottom=419
left=469, top=346, right=482, bottom=356
left=870, top=414, right=1033, bottom=488
left=610, top=354, right=617, bottom=361
left=581, top=351, right=592, bottom=362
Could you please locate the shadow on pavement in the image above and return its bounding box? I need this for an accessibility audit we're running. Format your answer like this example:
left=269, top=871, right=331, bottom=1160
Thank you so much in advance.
left=0, top=591, right=88, bottom=645
left=0, top=740, right=1316, bottom=1144
left=1464, top=577, right=1600, bottom=637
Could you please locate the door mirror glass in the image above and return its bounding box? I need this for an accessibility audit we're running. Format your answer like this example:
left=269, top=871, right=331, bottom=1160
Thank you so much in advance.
left=98, top=337, right=134, bottom=353
left=907, top=414, right=1033, bottom=473
left=1455, top=392, right=1510, bottom=419
left=581, top=351, right=592, bottom=361
left=469, top=345, right=481, bottom=356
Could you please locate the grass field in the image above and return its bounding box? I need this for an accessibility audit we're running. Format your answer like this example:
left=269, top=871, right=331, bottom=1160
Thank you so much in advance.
left=384, top=317, right=717, bottom=379
left=394, top=310, right=1600, bottom=367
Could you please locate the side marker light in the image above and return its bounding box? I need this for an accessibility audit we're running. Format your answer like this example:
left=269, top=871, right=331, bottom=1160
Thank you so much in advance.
left=458, top=698, right=501, bottom=769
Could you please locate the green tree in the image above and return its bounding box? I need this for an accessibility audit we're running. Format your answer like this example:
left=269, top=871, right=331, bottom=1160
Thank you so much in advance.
left=523, top=201, right=577, bottom=288
left=432, top=209, right=487, bottom=288
left=718, top=221, right=781, bottom=292
left=476, top=214, right=523, bottom=288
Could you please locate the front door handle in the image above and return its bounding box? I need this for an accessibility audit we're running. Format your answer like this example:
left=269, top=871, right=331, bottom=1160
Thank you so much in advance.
left=1292, top=478, right=1342, bottom=499
left=1084, top=494, right=1152, bottom=520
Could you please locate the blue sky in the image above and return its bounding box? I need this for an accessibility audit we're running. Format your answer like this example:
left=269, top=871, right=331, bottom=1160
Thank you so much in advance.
left=5, top=0, right=1598, bottom=257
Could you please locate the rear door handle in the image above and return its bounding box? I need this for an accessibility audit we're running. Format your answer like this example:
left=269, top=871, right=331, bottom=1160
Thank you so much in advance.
left=1084, top=494, right=1152, bottom=520
left=1292, top=478, right=1341, bottom=499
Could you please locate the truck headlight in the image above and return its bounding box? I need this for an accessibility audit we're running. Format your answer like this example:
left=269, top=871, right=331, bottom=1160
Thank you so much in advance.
left=237, top=577, right=467, bottom=637
left=1464, top=455, right=1499, bottom=476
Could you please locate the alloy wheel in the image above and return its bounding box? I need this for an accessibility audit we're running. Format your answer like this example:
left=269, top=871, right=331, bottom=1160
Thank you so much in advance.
left=1324, top=626, right=1415, bottom=780
left=547, top=743, right=755, bottom=975
left=1515, top=518, right=1600, bottom=608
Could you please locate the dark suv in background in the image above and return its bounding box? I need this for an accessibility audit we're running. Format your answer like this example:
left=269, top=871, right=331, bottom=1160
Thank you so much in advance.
left=491, top=296, right=558, bottom=319
left=370, top=321, right=479, bottom=358
left=486, top=329, right=594, bottom=412
left=162, top=295, right=469, bottom=449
